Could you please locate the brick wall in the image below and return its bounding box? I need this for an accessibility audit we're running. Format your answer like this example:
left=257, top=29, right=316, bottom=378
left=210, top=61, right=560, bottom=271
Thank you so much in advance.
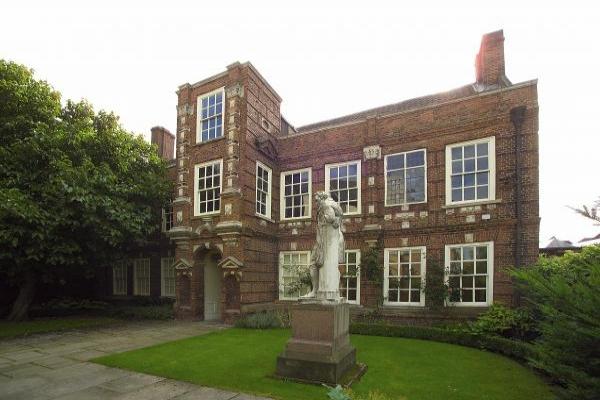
left=164, top=30, right=539, bottom=322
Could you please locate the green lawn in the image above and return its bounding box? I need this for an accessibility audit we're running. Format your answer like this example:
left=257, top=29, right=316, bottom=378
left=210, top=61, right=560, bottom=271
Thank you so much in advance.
left=93, top=328, right=554, bottom=400
left=0, top=317, right=119, bottom=339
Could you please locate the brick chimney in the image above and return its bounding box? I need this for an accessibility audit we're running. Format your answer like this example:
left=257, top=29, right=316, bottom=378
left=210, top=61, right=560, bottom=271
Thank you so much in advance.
left=475, top=30, right=510, bottom=87
left=151, top=126, right=175, bottom=161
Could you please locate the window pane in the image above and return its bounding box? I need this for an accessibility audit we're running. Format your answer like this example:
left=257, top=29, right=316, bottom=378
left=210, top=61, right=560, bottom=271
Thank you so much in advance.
left=477, top=143, right=488, bottom=156
left=462, top=290, right=473, bottom=302
left=450, top=248, right=461, bottom=261
left=477, top=172, right=488, bottom=185
left=406, top=151, right=424, bottom=167
left=476, top=261, right=487, bottom=274
left=463, top=247, right=474, bottom=260
left=399, top=290, right=409, bottom=302
left=452, top=189, right=462, bottom=202
left=387, top=154, right=404, bottom=170
left=475, top=289, right=487, bottom=302
left=477, top=156, right=488, bottom=170
left=464, top=159, right=476, bottom=172
left=464, top=145, right=475, bottom=158
left=477, top=186, right=488, bottom=199
left=451, top=147, right=462, bottom=160
left=462, top=276, right=473, bottom=288
left=410, top=290, right=420, bottom=303
left=452, top=161, right=462, bottom=174
left=464, top=187, right=475, bottom=200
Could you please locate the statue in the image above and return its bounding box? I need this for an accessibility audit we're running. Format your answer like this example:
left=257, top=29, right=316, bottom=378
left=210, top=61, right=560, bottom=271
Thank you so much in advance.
left=302, top=192, right=345, bottom=301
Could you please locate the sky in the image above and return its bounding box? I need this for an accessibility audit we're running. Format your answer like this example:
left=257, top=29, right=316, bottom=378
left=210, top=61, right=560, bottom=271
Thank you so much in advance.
left=1, top=0, right=599, bottom=246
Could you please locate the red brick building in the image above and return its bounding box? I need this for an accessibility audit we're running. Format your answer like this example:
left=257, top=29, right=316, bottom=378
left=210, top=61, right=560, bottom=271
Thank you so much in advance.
left=112, top=30, right=539, bottom=323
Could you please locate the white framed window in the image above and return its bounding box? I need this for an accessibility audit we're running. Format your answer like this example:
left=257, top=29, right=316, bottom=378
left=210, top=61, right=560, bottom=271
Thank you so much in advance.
left=384, top=247, right=426, bottom=306
left=445, top=242, right=494, bottom=306
left=112, top=261, right=127, bottom=296
left=339, top=250, right=360, bottom=304
left=161, top=257, right=176, bottom=297
left=280, top=168, right=312, bottom=220
left=162, top=202, right=173, bottom=232
left=279, top=251, right=311, bottom=300
left=446, top=137, right=495, bottom=205
left=194, top=159, right=222, bottom=216
left=384, top=149, right=427, bottom=206
left=196, top=87, right=225, bottom=143
left=325, top=161, right=361, bottom=215
left=133, top=258, right=150, bottom=296
left=256, top=162, right=272, bottom=219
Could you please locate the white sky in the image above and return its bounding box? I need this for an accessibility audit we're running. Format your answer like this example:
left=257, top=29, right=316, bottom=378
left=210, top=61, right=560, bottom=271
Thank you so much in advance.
left=2, top=0, right=599, bottom=246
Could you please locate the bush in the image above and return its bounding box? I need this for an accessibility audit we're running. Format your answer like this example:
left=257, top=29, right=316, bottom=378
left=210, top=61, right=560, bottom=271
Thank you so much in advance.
left=468, top=303, right=537, bottom=341
left=350, top=323, right=535, bottom=362
left=235, top=311, right=283, bottom=329
left=511, top=246, right=600, bottom=399
left=106, top=304, right=174, bottom=320
left=30, top=298, right=110, bottom=317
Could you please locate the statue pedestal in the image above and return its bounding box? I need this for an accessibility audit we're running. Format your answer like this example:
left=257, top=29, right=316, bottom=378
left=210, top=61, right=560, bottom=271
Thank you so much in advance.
left=275, top=301, right=357, bottom=384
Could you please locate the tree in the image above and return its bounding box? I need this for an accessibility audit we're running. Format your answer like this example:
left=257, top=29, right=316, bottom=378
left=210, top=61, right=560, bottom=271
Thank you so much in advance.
left=571, top=198, right=600, bottom=224
left=0, top=60, right=171, bottom=320
left=511, top=247, right=600, bottom=399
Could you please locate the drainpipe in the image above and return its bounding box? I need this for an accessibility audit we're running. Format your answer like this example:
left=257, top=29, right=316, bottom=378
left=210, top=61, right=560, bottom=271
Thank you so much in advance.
left=510, top=106, right=526, bottom=305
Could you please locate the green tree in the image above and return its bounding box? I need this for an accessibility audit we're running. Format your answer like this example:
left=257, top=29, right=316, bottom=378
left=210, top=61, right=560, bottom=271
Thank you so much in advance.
left=0, top=60, right=171, bottom=320
left=511, top=246, right=600, bottom=399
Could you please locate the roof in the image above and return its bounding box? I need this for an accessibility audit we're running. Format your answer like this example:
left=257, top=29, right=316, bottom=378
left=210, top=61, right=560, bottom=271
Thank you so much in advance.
left=292, top=78, right=539, bottom=135
left=296, top=84, right=479, bottom=133
left=545, top=236, right=577, bottom=249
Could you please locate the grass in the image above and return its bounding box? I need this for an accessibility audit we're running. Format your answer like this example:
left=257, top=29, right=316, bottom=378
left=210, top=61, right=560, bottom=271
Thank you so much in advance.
left=0, top=316, right=120, bottom=339
left=93, top=328, right=554, bottom=400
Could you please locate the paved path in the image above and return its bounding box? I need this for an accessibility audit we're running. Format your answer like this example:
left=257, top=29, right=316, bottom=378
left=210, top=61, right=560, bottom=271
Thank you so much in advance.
left=0, top=320, right=270, bottom=400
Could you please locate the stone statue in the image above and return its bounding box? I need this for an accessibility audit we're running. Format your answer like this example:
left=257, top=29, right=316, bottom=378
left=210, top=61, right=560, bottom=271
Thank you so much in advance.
left=302, top=192, right=345, bottom=301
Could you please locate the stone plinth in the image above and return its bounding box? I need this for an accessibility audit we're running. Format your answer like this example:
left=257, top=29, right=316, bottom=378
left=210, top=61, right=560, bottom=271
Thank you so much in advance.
left=275, top=301, right=356, bottom=384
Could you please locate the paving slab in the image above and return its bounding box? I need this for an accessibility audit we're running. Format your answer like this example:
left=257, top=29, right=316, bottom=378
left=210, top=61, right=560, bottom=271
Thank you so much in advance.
left=113, top=380, right=195, bottom=400
left=0, top=320, right=272, bottom=400
left=99, top=372, right=165, bottom=393
left=52, top=385, right=122, bottom=400
left=173, top=386, right=239, bottom=400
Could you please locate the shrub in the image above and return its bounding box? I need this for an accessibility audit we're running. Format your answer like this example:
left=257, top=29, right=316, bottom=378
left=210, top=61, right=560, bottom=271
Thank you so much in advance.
left=511, top=246, right=600, bottom=399
left=106, top=304, right=174, bottom=320
left=30, top=297, right=110, bottom=317
left=350, top=323, right=535, bottom=362
left=421, top=262, right=449, bottom=309
left=468, top=303, right=537, bottom=341
left=361, top=246, right=383, bottom=283
left=235, top=311, right=282, bottom=329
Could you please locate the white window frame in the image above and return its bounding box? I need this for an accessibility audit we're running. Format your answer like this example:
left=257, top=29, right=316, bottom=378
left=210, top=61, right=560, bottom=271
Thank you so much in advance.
left=196, top=87, right=225, bottom=143
left=325, top=160, right=362, bottom=215
left=278, top=251, right=311, bottom=300
left=255, top=161, right=272, bottom=219
left=161, top=204, right=173, bottom=233
left=384, top=149, right=427, bottom=207
left=444, top=241, right=494, bottom=307
left=339, top=250, right=361, bottom=305
left=112, top=261, right=127, bottom=296
left=194, top=159, right=223, bottom=216
left=280, top=168, right=312, bottom=221
left=161, top=257, right=176, bottom=297
left=133, top=258, right=151, bottom=296
left=445, top=137, right=496, bottom=206
left=384, top=247, right=426, bottom=307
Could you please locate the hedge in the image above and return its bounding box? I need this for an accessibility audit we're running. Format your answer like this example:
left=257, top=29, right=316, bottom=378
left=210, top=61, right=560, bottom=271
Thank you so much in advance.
left=350, top=323, right=536, bottom=362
